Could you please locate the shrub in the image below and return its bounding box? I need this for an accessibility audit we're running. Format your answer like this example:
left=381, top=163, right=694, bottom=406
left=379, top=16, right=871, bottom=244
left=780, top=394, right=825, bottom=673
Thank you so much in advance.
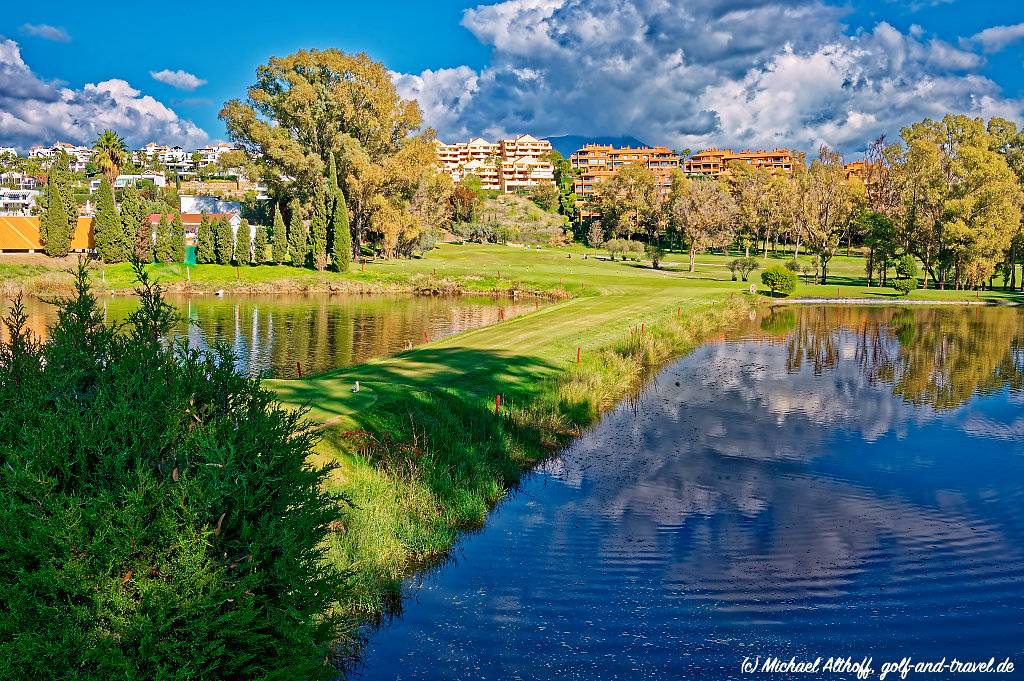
left=727, top=256, right=760, bottom=281
left=896, top=254, right=920, bottom=280
left=893, top=276, right=917, bottom=295
left=645, top=244, right=666, bottom=269
left=784, top=258, right=802, bottom=272
left=0, top=262, right=343, bottom=679
left=760, top=264, right=798, bottom=296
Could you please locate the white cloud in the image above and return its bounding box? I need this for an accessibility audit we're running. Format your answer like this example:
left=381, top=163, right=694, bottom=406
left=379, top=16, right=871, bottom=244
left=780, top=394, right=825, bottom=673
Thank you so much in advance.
left=21, top=24, right=70, bottom=43
left=150, top=68, right=206, bottom=90
left=0, top=39, right=207, bottom=151
left=394, top=0, right=1023, bottom=155
left=969, top=22, right=1024, bottom=53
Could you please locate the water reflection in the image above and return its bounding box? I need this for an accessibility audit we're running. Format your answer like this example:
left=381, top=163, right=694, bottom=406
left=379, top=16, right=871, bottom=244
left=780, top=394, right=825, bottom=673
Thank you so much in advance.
left=355, top=305, right=1024, bottom=680
left=1, top=294, right=541, bottom=378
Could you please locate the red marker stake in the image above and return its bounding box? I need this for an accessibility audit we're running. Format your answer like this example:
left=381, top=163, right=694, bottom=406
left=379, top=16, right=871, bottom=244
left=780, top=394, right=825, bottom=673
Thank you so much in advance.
left=641, top=323, right=645, bottom=335
left=577, top=346, right=581, bottom=363
left=677, top=306, right=681, bottom=318
left=495, top=394, right=501, bottom=415
left=361, top=259, right=365, bottom=273
left=296, top=361, right=302, bottom=378
left=422, top=330, right=429, bottom=343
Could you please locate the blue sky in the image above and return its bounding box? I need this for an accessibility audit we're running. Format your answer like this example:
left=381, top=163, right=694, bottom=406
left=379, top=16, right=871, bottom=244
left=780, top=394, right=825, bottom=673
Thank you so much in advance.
left=2, top=0, right=1023, bottom=155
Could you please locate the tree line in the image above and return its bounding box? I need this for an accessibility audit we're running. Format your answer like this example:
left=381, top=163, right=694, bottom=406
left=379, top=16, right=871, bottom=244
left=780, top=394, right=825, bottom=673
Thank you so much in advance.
left=586, top=114, right=1024, bottom=290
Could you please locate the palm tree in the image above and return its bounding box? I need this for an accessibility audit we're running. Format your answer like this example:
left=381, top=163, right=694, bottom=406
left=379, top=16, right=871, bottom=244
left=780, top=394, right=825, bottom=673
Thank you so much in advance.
left=92, top=129, right=128, bottom=183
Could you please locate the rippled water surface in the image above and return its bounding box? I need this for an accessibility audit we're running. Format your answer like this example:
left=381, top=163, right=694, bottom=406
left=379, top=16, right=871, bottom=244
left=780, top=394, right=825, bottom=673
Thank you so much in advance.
left=355, top=305, right=1024, bottom=680
left=3, top=293, right=540, bottom=378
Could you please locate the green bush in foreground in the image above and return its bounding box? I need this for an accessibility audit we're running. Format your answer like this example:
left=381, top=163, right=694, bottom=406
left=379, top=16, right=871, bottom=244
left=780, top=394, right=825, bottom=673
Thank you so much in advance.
left=0, top=262, right=343, bottom=679
left=760, top=264, right=798, bottom=296
left=893, top=277, right=917, bottom=295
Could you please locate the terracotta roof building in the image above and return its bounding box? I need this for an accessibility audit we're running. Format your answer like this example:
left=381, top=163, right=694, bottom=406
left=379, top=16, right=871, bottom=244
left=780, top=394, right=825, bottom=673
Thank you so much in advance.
left=569, top=144, right=680, bottom=203
left=683, top=149, right=793, bottom=177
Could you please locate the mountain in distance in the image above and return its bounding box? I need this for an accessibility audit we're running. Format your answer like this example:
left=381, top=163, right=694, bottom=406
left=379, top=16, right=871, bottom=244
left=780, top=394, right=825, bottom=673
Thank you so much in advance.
left=544, top=134, right=650, bottom=159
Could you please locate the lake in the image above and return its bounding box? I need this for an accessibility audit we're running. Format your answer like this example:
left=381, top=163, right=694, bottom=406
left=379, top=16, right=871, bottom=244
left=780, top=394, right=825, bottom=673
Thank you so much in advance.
left=1, top=293, right=542, bottom=378
left=352, top=305, right=1024, bottom=680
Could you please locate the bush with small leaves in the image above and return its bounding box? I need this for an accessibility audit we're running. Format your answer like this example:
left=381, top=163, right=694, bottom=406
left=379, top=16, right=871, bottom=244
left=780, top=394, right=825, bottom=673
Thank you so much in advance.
left=645, top=244, right=666, bottom=269
left=760, top=264, right=798, bottom=296
left=893, top=276, right=917, bottom=296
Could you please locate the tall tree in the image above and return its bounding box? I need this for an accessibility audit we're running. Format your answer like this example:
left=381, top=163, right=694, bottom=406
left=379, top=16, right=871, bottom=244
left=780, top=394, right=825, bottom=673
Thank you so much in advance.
left=803, top=146, right=856, bottom=284
left=728, top=163, right=788, bottom=258
left=196, top=215, right=216, bottom=264
left=119, top=184, right=150, bottom=262
left=309, top=186, right=329, bottom=271
left=94, top=177, right=129, bottom=263
left=272, top=203, right=288, bottom=264
left=153, top=215, right=173, bottom=263
left=220, top=48, right=437, bottom=256
left=331, top=188, right=352, bottom=272
left=252, top=223, right=268, bottom=265
left=288, top=200, right=307, bottom=267
left=214, top=216, right=234, bottom=265
left=548, top=150, right=578, bottom=222
left=41, top=171, right=72, bottom=257
left=235, top=219, right=251, bottom=266
left=669, top=175, right=738, bottom=272
left=92, top=129, right=128, bottom=183
left=589, top=165, right=660, bottom=240
left=170, top=213, right=185, bottom=263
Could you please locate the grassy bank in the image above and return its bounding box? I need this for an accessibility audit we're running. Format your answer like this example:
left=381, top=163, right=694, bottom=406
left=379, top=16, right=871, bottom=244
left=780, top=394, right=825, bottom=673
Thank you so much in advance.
left=261, top=242, right=1020, bottom=643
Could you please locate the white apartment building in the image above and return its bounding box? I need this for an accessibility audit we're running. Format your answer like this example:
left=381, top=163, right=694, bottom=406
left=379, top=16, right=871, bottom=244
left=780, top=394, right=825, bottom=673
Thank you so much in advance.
left=194, top=142, right=236, bottom=168
left=436, top=134, right=554, bottom=193
left=0, top=188, right=40, bottom=216
left=0, top=171, right=39, bottom=190
left=137, top=143, right=192, bottom=175
left=88, top=172, right=167, bottom=193
left=29, top=142, right=93, bottom=173
left=0, top=147, right=17, bottom=158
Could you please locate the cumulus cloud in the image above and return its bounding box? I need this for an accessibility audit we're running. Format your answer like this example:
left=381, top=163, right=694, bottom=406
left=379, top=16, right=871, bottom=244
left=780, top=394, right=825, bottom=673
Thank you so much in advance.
left=21, top=24, right=70, bottom=43
left=969, top=22, right=1024, bottom=53
left=150, top=68, right=206, bottom=90
left=394, top=0, right=1023, bottom=154
left=0, top=38, right=207, bottom=151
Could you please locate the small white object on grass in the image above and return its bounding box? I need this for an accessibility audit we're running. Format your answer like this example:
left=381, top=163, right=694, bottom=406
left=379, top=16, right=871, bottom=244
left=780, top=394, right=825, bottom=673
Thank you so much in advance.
left=353, top=381, right=360, bottom=393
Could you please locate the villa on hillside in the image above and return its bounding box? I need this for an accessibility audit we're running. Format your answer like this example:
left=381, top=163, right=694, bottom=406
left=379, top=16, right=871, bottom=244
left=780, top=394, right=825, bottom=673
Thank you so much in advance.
left=683, top=148, right=794, bottom=177
left=436, top=134, right=555, bottom=193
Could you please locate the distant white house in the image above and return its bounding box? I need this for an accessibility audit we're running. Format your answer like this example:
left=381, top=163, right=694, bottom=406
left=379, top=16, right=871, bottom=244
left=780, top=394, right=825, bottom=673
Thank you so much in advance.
left=89, top=172, right=167, bottom=193
left=29, top=142, right=92, bottom=173
left=0, top=171, right=38, bottom=191
left=0, top=188, right=40, bottom=216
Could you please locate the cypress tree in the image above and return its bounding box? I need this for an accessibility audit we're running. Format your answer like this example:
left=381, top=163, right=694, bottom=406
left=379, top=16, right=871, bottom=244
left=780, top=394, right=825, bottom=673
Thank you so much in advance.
left=120, top=184, right=150, bottom=262
left=271, top=203, right=288, bottom=264
left=93, top=177, right=126, bottom=263
left=196, top=215, right=215, bottom=264
left=171, top=213, right=186, bottom=263
left=154, top=215, right=172, bottom=263
left=235, top=219, right=251, bottom=266
left=42, top=173, right=71, bottom=257
left=287, top=200, right=307, bottom=267
left=310, top=187, right=328, bottom=271
left=331, top=190, right=351, bottom=272
left=252, top=223, right=268, bottom=265
left=214, top=216, right=234, bottom=265
left=327, top=152, right=338, bottom=193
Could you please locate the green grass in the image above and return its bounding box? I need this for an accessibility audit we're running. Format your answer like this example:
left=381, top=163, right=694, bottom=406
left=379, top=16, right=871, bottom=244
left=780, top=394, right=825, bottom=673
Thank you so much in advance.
left=257, top=243, right=1020, bottom=639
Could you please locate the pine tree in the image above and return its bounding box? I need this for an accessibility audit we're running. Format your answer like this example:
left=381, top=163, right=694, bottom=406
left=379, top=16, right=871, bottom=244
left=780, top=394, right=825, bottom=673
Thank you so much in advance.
left=171, top=213, right=186, bottom=263
left=154, top=215, right=173, bottom=262
left=94, top=177, right=127, bottom=263
left=252, top=223, right=268, bottom=265
left=272, top=203, right=288, bottom=264
left=310, top=186, right=328, bottom=271
left=235, top=219, right=251, bottom=266
left=215, top=216, right=234, bottom=265
left=331, top=189, right=351, bottom=272
left=42, top=173, right=71, bottom=257
left=287, top=200, right=307, bottom=267
left=327, top=151, right=338, bottom=193
left=196, top=215, right=216, bottom=264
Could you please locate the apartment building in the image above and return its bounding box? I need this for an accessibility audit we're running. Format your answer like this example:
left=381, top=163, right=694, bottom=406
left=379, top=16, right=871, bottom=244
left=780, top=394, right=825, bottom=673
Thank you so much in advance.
left=683, top=148, right=793, bottom=177
left=569, top=144, right=680, bottom=202
left=0, top=172, right=39, bottom=191
left=137, top=143, right=192, bottom=174
left=29, top=142, right=93, bottom=173
left=436, top=134, right=554, bottom=193
left=0, top=188, right=40, bottom=216
left=195, top=142, right=237, bottom=168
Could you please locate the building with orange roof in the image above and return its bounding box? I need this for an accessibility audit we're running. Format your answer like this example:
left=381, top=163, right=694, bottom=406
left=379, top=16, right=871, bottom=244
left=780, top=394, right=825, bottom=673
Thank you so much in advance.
left=0, top=216, right=94, bottom=253
left=683, top=148, right=793, bottom=177
left=569, top=144, right=680, bottom=203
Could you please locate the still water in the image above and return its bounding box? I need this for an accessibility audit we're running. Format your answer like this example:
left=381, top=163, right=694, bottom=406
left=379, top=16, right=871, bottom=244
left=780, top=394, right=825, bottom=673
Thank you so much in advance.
left=354, top=305, right=1024, bottom=680
left=3, top=294, right=541, bottom=378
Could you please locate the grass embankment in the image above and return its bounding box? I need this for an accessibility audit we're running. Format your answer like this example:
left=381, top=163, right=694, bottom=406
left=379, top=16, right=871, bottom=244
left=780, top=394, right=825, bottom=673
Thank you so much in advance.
left=265, top=245, right=1020, bottom=633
